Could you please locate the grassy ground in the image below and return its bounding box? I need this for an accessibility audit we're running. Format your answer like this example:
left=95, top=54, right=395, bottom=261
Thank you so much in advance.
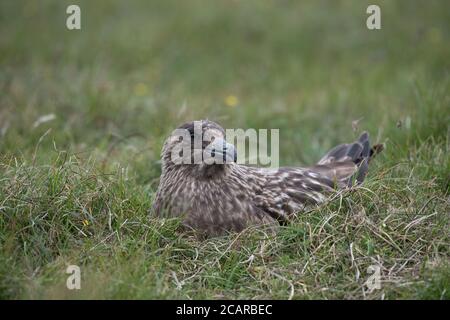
left=0, top=0, right=449, bottom=299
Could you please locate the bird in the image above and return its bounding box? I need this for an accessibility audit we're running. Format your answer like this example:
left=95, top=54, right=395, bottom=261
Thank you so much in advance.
left=151, top=120, right=383, bottom=236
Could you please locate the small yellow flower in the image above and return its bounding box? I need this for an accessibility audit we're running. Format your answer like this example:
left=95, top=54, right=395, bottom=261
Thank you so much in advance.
left=134, top=83, right=148, bottom=96
left=82, top=219, right=89, bottom=227
left=225, top=95, right=239, bottom=107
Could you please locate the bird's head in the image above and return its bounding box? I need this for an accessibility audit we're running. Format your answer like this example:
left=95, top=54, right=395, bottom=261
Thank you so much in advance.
left=161, top=120, right=237, bottom=178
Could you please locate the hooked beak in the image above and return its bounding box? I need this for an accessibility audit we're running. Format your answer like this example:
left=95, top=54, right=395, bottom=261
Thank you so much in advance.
left=205, top=138, right=237, bottom=164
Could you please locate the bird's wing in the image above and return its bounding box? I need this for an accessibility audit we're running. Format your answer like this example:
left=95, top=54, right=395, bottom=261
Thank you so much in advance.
left=250, top=132, right=383, bottom=222
left=251, top=167, right=336, bottom=223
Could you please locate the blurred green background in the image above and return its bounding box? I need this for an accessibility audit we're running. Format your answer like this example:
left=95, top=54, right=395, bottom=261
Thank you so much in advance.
left=1, top=0, right=448, bottom=172
left=0, top=0, right=449, bottom=299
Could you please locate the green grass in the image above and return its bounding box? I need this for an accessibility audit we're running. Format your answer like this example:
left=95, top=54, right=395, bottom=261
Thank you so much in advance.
left=0, top=0, right=449, bottom=299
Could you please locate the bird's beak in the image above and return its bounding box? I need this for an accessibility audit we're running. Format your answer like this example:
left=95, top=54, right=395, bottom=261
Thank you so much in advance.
left=205, top=138, right=237, bottom=164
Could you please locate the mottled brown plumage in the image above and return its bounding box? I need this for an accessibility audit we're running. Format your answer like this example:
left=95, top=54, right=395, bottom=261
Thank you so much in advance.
left=152, top=120, right=382, bottom=236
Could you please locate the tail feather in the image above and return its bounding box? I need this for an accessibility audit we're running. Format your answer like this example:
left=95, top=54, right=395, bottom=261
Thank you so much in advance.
left=358, top=132, right=370, bottom=159
left=347, top=143, right=364, bottom=161
left=316, top=132, right=383, bottom=187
